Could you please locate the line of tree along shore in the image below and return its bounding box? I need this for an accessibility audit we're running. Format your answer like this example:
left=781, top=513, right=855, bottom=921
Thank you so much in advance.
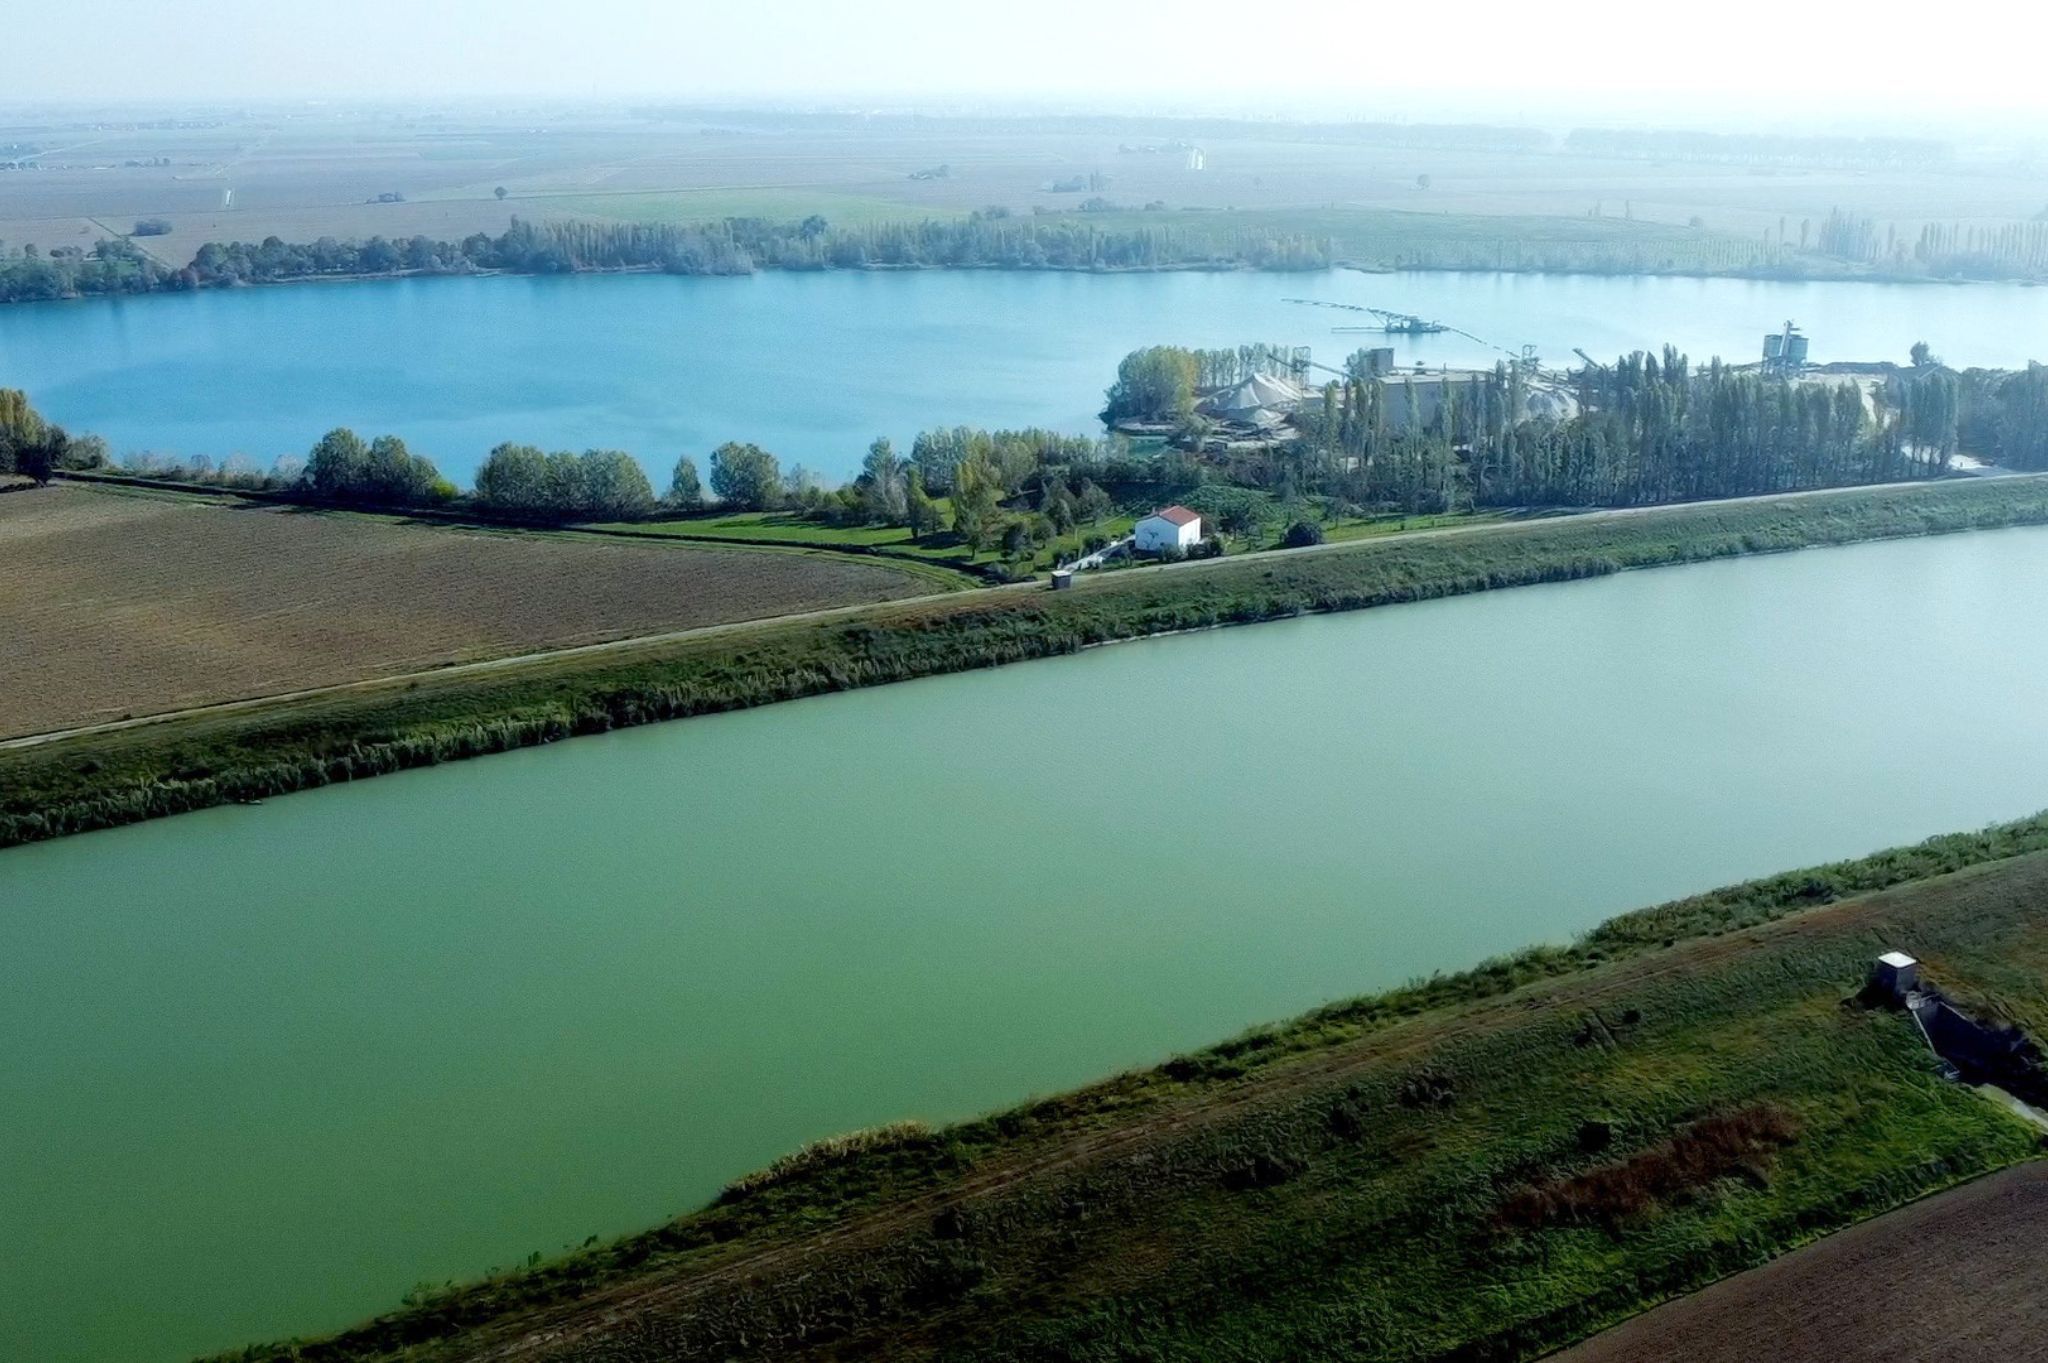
left=0, top=388, right=106, bottom=484
left=6, top=477, right=2047, bottom=852
left=19, top=346, right=2042, bottom=579
left=0, top=215, right=1334, bottom=304
left=8, top=200, right=2048, bottom=306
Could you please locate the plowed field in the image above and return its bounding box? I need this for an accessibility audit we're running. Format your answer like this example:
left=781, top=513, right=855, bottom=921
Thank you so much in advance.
left=0, top=484, right=930, bottom=737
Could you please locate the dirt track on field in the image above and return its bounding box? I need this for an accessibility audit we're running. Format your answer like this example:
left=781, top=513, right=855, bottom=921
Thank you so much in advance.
left=1550, top=1160, right=2048, bottom=1363
left=0, top=484, right=926, bottom=738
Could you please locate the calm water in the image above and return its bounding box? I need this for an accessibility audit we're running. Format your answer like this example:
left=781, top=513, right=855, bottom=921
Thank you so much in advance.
left=7, top=528, right=2048, bottom=1361
left=2, top=269, right=2044, bottom=484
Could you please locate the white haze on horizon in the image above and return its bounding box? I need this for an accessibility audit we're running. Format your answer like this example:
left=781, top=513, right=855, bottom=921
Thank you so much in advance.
left=9, top=0, right=2048, bottom=132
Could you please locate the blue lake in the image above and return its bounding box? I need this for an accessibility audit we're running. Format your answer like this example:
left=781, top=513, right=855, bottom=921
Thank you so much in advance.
left=2, top=268, right=2042, bottom=485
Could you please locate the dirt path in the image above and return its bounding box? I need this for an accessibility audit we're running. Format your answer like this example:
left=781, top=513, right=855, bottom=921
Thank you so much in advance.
left=1548, top=1162, right=2048, bottom=1363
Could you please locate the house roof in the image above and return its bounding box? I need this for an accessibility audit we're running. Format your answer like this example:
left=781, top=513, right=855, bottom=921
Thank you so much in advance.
left=1878, top=951, right=1918, bottom=969
left=1147, top=506, right=1201, bottom=527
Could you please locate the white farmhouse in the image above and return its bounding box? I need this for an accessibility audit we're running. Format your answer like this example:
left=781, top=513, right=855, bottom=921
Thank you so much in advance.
left=1133, top=505, right=1203, bottom=553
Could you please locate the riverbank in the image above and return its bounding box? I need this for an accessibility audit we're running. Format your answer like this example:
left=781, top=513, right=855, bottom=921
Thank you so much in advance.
left=5, top=476, right=2047, bottom=851
left=202, top=811, right=2048, bottom=1363
left=8, top=243, right=2028, bottom=310
left=8, top=205, right=2040, bottom=310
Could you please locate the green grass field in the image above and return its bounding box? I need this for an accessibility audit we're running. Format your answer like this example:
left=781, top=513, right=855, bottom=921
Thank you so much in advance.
left=591, top=508, right=979, bottom=563
left=605, top=495, right=1487, bottom=573
left=570, top=514, right=988, bottom=587
left=1319, top=507, right=1512, bottom=542
left=201, top=813, right=2048, bottom=1362
left=588, top=507, right=1144, bottom=576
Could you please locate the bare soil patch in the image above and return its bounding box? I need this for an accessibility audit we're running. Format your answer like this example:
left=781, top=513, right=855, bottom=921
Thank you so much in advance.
left=0, top=484, right=927, bottom=737
left=1550, top=1161, right=2048, bottom=1363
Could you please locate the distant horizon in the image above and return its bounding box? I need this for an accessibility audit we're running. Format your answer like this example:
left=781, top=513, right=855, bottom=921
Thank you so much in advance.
left=13, top=0, right=2048, bottom=129
left=1, top=93, right=2043, bottom=145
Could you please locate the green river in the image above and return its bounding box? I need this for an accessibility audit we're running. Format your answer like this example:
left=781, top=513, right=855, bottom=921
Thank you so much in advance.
left=7, top=526, right=2048, bottom=1360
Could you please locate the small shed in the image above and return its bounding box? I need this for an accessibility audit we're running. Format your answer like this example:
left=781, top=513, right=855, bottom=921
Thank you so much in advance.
left=1134, top=506, right=1203, bottom=553
left=1050, top=569, right=1075, bottom=591
left=1870, top=951, right=1920, bottom=1003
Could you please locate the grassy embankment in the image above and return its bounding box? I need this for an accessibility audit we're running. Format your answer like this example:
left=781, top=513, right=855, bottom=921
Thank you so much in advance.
left=204, top=813, right=2048, bottom=1363
left=7, top=476, right=2047, bottom=852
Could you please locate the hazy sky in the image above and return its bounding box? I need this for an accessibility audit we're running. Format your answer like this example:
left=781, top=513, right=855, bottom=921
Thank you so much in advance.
left=11, top=0, right=2046, bottom=122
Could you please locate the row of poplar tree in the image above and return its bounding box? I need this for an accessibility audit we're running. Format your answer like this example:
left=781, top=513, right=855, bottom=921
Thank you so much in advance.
left=1290, top=347, right=1969, bottom=513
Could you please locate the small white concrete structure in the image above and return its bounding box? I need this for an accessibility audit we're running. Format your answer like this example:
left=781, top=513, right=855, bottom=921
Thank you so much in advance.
left=1871, top=951, right=1921, bottom=1003
left=1134, top=506, right=1203, bottom=553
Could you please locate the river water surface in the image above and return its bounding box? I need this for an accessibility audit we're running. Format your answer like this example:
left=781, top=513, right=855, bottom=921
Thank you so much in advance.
left=2, top=268, right=2044, bottom=484
left=7, top=526, right=2048, bottom=1360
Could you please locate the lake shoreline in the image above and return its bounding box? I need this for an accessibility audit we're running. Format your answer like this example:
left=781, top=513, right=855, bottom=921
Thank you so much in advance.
left=12, top=264, right=2044, bottom=489
left=5, top=251, right=2030, bottom=312
left=7, top=475, right=2048, bottom=852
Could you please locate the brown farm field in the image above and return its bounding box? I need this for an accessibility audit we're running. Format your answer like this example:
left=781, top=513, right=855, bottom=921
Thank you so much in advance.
left=1552, top=1161, right=2048, bottom=1363
left=0, top=483, right=934, bottom=738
